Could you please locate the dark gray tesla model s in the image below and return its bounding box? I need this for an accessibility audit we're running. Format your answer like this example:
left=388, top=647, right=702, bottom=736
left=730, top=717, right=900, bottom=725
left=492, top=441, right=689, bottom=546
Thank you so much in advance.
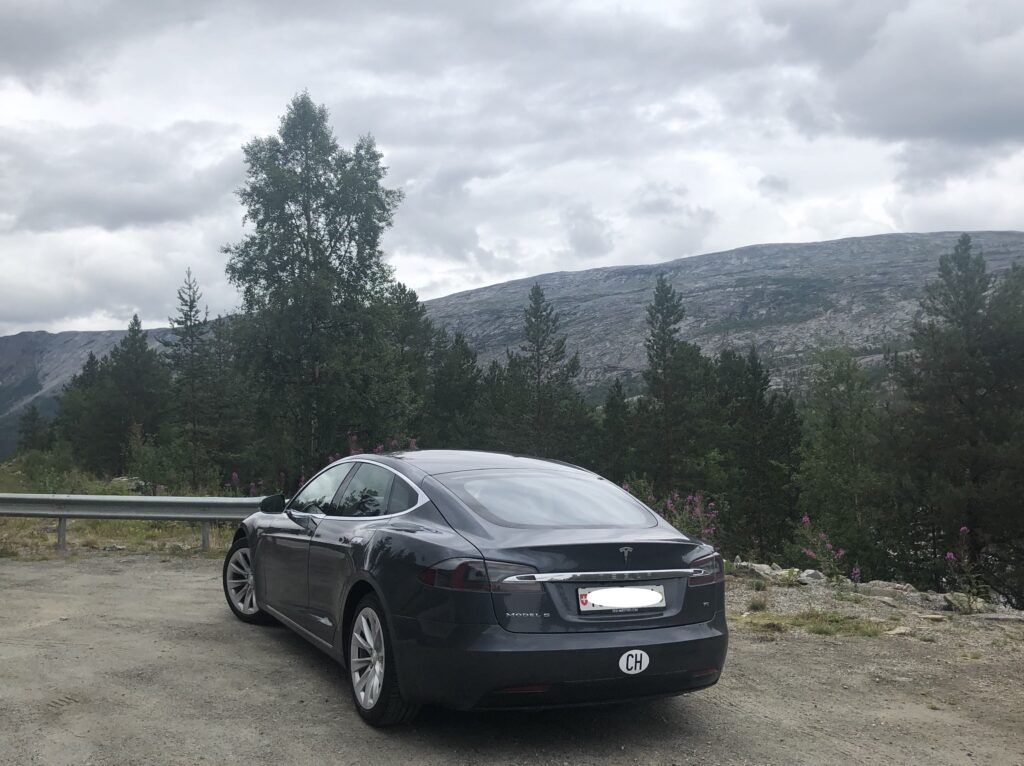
left=222, top=450, right=728, bottom=726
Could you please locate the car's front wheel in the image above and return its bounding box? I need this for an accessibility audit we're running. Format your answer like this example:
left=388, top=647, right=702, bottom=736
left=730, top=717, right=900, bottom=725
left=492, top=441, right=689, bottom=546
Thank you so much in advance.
left=348, top=593, right=419, bottom=726
left=222, top=538, right=274, bottom=624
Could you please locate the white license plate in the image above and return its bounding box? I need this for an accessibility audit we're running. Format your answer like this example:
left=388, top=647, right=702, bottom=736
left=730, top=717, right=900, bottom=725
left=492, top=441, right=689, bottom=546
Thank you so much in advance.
left=577, top=585, right=666, bottom=612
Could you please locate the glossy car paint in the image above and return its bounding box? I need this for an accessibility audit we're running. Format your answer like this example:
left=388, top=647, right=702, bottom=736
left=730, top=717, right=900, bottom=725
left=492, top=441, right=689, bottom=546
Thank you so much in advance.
left=233, top=450, right=728, bottom=710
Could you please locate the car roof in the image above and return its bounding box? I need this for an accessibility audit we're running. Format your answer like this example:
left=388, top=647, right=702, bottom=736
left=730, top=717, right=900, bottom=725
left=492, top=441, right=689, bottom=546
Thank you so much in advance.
left=369, top=449, right=587, bottom=477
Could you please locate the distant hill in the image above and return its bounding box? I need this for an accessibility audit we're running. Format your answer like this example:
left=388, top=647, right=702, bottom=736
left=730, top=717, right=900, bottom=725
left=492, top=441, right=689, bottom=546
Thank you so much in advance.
left=2, top=231, right=1022, bottom=459
left=0, top=328, right=174, bottom=458
left=423, top=230, right=1024, bottom=391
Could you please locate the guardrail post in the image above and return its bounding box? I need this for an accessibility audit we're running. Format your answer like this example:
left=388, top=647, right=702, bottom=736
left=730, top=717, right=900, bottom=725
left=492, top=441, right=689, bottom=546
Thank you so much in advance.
left=57, top=517, right=67, bottom=551
left=200, top=522, right=210, bottom=552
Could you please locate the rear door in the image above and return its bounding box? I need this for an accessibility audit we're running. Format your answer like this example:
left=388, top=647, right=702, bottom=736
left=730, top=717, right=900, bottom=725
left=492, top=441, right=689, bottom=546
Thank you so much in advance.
left=307, top=463, right=422, bottom=644
left=434, top=468, right=718, bottom=633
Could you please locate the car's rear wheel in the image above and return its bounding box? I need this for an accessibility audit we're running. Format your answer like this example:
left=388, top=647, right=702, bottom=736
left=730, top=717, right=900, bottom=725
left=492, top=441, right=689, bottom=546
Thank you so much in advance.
left=348, top=594, right=419, bottom=726
left=222, top=538, right=274, bottom=624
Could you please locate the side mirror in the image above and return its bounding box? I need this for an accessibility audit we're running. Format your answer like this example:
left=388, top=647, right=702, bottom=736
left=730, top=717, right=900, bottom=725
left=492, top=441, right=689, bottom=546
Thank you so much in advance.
left=259, top=494, right=286, bottom=514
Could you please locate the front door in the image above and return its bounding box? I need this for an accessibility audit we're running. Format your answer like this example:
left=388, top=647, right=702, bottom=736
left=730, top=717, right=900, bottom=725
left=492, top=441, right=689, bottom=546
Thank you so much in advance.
left=256, top=462, right=355, bottom=627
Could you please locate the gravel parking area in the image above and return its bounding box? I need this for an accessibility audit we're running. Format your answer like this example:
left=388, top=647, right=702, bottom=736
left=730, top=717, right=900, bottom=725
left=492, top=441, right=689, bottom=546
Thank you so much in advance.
left=1, top=555, right=1022, bottom=766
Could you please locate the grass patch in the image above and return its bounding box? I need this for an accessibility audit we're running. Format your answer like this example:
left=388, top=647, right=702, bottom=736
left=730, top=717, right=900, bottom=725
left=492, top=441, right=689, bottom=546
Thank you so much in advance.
left=752, top=579, right=768, bottom=592
left=0, top=517, right=236, bottom=557
left=835, top=591, right=866, bottom=604
left=748, top=593, right=769, bottom=612
left=741, top=609, right=887, bottom=637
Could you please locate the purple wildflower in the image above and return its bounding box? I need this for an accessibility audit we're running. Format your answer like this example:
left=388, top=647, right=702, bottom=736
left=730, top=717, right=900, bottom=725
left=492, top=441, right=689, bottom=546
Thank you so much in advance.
left=959, top=526, right=969, bottom=536
left=945, top=551, right=956, bottom=561
left=801, top=514, right=810, bottom=525
left=851, top=565, right=861, bottom=583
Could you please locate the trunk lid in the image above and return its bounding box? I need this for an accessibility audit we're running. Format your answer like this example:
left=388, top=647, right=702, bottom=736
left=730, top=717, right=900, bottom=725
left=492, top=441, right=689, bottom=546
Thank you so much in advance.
left=472, top=526, right=716, bottom=633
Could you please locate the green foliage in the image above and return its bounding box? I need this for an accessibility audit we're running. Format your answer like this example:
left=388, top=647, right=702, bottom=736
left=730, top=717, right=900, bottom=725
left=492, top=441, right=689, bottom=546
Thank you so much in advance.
left=796, top=349, right=889, bottom=575
left=712, top=347, right=802, bottom=560
left=423, top=330, right=481, bottom=448
left=56, top=316, right=171, bottom=475
left=891, top=234, right=1024, bottom=606
left=476, top=284, right=596, bottom=464
left=162, top=269, right=217, bottom=490
left=223, top=92, right=405, bottom=469
left=17, top=405, right=52, bottom=452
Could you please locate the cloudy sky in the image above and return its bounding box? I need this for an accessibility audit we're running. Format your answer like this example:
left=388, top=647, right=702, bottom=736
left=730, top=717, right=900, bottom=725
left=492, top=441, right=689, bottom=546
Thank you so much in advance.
left=2, top=0, right=1024, bottom=335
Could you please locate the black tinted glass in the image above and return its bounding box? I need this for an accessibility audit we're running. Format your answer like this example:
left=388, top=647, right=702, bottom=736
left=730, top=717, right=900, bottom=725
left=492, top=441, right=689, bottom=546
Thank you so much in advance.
left=438, top=470, right=655, bottom=529
left=387, top=480, right=419, bottom=514
left=336, top=464, right=395, bottom=518
left=290, top=463, right=354, bottom=515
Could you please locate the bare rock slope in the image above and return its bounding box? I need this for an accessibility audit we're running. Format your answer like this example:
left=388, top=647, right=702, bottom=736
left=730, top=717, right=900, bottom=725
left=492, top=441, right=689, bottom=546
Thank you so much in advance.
left=424, top=230, right=1024, bottom=391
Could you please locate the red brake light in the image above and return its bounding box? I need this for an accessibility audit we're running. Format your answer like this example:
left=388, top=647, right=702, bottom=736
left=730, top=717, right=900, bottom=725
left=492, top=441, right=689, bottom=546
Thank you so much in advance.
left=418, top=558, right=541, bottom=592
left=688, top=553, right=724, bottom=586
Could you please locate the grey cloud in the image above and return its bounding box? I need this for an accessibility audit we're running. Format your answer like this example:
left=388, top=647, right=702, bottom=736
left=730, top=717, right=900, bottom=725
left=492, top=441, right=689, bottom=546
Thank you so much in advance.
left=629, top=184, right=690, bottom=218
left=562, top=204, right=614, bottom=260
left=894, top=140, right=1002, bottom=192
left=0, top=1, right=208, bottom=83
left=0, top=122, right=243, bottom=232
left=758, top=174, right=790, bottom=198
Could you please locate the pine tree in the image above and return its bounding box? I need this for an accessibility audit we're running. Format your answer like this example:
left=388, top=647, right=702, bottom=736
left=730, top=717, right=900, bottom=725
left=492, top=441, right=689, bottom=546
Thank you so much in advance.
left=426, top=330, right=481, bottom=447
left=714, top=347, right=801, bottom=560
left=600, top=379, right=632, bottom=482
left=893, top=235, right=1024, bottom=605
left=511, top=284, right=581, bottom=455
left=797, top=350, right=887, bottom=576
left=16, top=405, right=51, bottom=452
left=163, top=269, right=215, bottom=489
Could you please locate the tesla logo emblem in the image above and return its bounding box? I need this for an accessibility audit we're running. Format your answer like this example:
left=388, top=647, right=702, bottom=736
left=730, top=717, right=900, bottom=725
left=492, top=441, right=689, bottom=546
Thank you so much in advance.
left=620, top=546, right=633, bottom=564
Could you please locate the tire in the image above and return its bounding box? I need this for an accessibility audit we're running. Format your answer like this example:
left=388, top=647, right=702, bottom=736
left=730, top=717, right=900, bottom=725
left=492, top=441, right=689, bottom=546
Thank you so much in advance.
left=222, top=538, right=274, bottom=625
left=347, top=593, right=419, bottom=726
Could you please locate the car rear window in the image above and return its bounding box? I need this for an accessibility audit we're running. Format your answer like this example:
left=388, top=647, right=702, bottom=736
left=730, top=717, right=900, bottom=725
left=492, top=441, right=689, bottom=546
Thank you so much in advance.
left=437, top=469, right=656, bottom=529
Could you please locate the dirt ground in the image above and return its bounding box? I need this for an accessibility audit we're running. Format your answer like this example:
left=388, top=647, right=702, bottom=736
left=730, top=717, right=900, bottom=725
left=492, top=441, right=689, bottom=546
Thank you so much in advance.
left=0, top=555, right=1022, bottom=766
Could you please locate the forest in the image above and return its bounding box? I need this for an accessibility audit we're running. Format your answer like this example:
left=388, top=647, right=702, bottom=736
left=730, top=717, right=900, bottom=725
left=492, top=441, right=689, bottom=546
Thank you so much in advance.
left=12, top=94, right=1024, bottom=608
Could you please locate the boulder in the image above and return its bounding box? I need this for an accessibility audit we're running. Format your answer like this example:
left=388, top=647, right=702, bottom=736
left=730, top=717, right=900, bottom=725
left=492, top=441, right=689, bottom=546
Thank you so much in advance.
left=943, top=592, right=991, bottom=614
left=733, top=561, right=774, bottom=580
left=885, top=626, right=912, bottom=636
left=874, top=596, right=899, bottom=609
left=770, top=563, right=783, bottom=572
left=797, top=569, right=826, bottom=585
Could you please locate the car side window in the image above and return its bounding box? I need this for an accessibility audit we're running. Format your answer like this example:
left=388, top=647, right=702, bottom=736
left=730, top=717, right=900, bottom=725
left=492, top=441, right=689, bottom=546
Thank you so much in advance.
left=336, top=464, right=395, bottom=518
left=290, top=463, right=354, bottom=515
left=387, top=479, right=419, bottom=514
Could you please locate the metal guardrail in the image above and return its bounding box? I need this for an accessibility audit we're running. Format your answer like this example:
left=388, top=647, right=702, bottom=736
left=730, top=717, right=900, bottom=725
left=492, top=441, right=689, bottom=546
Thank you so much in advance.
left=0, top=493, right=261, bottom=551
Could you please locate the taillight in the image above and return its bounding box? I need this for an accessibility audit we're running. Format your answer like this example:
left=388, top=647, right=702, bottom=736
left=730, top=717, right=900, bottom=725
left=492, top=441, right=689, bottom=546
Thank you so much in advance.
left=688, top=553, right=724, bottom=586
left=418, top=558, right=542, bottom=592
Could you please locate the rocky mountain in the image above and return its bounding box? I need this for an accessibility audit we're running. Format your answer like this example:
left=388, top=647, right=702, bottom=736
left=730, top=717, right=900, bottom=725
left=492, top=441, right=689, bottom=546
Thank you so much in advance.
left=424, top=230, right=1024, bottom=391
left=2, top=231, right=1022, bottom=458
left=0, top=328, right=174, bottom=458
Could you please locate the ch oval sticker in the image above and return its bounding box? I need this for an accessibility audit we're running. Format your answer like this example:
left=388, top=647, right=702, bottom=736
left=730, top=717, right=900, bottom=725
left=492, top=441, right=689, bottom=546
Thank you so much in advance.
left=619, top=649, right=650, bottom=675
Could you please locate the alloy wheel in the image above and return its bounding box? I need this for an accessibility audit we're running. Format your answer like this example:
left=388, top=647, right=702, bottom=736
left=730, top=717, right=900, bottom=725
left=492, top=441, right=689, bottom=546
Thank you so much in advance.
left=226, top=547, right=258, bottom=615
left=350, top=607, right=386, bottom=709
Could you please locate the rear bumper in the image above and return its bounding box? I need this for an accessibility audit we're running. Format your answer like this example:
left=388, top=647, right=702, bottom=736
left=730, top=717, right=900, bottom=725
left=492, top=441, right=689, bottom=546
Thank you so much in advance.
left=391, top=612, right=728, bottom=710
